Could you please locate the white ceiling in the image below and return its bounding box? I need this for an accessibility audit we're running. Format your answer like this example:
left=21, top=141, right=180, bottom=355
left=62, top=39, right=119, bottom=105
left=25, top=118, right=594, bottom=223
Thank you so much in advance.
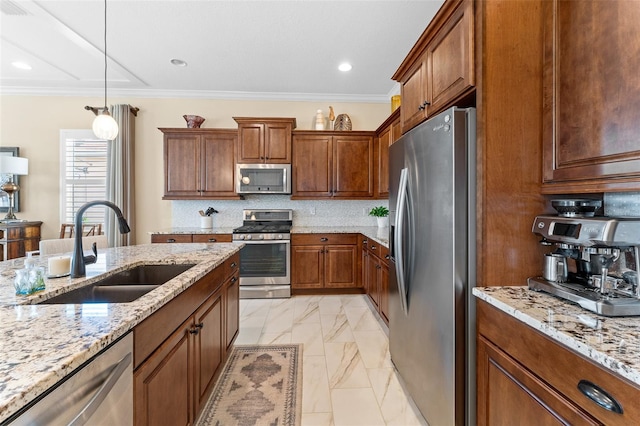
left=0, top=0, right=444, bottom=102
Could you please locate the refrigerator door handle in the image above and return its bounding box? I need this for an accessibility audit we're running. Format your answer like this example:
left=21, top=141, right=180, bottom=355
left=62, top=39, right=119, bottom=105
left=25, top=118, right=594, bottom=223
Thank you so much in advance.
left=394, top=167, right=409, bottom=315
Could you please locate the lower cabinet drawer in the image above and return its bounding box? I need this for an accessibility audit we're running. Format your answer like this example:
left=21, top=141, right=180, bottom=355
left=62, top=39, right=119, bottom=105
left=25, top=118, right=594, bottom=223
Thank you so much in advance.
left=151, top=234, right=192, bottom=243
left=192, top=234, right=232, bottom=243
left=292, top=233, right=358, bottom=245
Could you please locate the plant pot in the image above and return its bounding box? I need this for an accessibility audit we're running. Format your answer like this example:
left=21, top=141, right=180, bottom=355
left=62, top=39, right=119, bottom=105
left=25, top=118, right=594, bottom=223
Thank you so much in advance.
left=376, top=217, right=389, bottom=228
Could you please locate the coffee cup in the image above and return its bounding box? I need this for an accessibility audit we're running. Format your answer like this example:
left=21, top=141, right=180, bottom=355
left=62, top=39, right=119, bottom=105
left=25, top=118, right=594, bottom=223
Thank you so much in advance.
left=543, top=253, right=568, bottom=282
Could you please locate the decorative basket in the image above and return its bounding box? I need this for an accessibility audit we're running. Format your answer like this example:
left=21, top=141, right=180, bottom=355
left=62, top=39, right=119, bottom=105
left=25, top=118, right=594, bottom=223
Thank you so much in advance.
left=333, top=114, right=352, bottom=131
left=183, top=115, right=205, bottom=128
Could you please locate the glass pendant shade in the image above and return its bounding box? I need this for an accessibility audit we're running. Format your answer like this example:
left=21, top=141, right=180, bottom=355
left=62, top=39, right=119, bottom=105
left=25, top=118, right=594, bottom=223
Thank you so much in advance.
left=92, top=111, right=119, bottom=140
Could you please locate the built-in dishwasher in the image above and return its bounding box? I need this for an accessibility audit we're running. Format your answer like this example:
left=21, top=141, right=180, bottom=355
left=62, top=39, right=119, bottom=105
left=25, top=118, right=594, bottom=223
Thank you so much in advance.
left=5, top=332, right=133, bottom=426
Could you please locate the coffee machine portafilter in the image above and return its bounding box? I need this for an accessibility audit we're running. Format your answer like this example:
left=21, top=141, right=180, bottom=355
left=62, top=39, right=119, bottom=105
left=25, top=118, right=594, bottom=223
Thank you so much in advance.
left=528, top=215, right=640, bottom=316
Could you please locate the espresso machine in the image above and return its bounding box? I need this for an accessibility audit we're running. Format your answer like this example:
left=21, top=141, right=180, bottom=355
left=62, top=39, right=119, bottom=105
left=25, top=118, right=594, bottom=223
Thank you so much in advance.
left=528, top=204, right=640, bottom=316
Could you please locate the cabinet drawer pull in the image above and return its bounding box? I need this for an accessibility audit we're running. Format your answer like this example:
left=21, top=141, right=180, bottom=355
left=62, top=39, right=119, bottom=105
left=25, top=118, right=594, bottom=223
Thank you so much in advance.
left=231, top=276, right=237, bottom=282
left=167, top=238, right=176, bottom=243
left=189, top=327, right=199, bottom=335
left=208, top=238, right=217, bottom=242
left=195, top=322, right=204, bottom=329
left=363, top=239, right=368, bottom=244
left=320, top=237, right=328, bottom=242
left=577, top=380, right=623, bottom=414
left=385, top=254, right=390, bottom=260
left=230, top=262, right=237, bottom=268
left=371, top=245, right=377, bottom=250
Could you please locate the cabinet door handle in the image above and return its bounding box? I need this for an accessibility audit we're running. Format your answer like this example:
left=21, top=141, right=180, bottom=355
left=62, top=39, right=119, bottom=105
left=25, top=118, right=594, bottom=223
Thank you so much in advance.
left=167, top=238, right=176, bottom=243
left=577, top=380, right=623, bottom=414
left=189, top=327, right=199, bottom=335
left=208, top=238, right=217, bottom=242
left=385, top=254, right=390, bottom=260
left=363, top=239, right=368, bottom=244
left=418, top=101, right=430, bottom=111
left=376, top=265, right=381, bottom=270
left=371, top=245, right=377, bottom=250
left=195, top=322, right=204, bottom=329
left=320, top=237, right=328, bottom=242
left=231, top=276, right=237, bottom=282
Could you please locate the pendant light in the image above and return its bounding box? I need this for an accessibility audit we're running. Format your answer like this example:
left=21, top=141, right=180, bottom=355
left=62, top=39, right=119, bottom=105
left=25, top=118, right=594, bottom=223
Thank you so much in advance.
left=92, top=0, right=118, bottom=140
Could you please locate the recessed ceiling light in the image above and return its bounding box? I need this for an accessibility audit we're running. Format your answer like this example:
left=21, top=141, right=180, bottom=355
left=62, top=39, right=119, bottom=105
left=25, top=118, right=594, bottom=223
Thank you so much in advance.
left=338, top=62, right=352, bottom=72
left=12, top=61, right=32, bottom=70
left=171, top=59, right=188, bottom=67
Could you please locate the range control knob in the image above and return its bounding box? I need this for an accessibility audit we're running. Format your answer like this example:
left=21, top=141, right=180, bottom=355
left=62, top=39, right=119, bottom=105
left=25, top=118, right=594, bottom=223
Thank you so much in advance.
left=277, top=234, right=283, bottom=240
left=246, top=235, right=252, bottom=240
left=258, top=235, right=265, bottom=240
left=237, top=235, right=245, bottom=240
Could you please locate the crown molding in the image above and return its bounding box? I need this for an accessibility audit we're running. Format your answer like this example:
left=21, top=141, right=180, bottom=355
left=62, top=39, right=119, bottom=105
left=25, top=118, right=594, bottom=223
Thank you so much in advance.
left=0, top=86, right=390, bottom=103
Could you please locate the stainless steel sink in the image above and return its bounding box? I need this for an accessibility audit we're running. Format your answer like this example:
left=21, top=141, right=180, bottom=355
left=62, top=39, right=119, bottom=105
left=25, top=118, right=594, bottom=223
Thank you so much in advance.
left=39, top=264, right=196, bottom=304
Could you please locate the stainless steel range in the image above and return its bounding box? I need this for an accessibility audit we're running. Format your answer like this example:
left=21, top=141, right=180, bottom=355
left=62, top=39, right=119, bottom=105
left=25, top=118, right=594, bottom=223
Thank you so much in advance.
left=233, top=209, right=292, bottom=299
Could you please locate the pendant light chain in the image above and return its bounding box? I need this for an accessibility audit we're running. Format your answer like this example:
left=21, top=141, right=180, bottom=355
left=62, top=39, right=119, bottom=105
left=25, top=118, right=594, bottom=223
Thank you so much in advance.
left=103, top=0, right=108, bottom=111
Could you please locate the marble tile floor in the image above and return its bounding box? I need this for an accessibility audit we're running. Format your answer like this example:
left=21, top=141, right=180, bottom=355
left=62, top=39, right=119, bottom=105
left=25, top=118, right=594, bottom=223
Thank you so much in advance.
left=235, top=295, right=428, bottom=426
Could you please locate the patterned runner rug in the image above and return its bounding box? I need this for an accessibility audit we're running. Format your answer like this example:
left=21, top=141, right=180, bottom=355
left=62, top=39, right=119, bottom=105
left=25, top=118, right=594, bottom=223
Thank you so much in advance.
left=197, top=344, right=302, bottom=426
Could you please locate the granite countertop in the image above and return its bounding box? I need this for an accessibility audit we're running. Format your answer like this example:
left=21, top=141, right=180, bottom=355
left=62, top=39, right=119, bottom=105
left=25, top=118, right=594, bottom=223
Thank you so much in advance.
left=150, top=226, right=236, bottom=235
left=0, top=243, right=241, bottom=423
left=473, top=286, right=640, bottom=386
left=292, top=226, right=389, bottom=248
left=151, top=226, right=390, bottom=248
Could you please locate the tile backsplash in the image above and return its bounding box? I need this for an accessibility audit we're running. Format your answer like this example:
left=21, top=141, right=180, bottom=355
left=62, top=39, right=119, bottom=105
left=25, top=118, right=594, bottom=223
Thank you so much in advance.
left=171, top=196, right=389, bottom=228
left=604, top=192, right=640, bottom=217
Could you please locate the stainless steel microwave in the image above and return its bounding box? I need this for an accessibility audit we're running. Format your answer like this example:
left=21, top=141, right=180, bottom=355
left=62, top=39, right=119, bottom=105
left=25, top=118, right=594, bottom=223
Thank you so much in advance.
left=236, top=163, right=291, bottom=194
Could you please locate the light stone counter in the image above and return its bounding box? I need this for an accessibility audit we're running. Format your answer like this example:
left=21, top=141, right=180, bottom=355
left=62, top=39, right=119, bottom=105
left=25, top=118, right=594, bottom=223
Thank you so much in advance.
left=473, top=286, right=640, bottom=386
left=292, top=226, right=389, bottom=248
left=0, top=243, right=241, bottom=423
left=150, top=226, right=236, bottom=235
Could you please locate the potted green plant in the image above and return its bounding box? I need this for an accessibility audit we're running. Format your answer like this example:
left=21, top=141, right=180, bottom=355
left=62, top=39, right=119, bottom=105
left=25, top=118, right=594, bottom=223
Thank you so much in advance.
left=369, top=206, right=389, bottom=228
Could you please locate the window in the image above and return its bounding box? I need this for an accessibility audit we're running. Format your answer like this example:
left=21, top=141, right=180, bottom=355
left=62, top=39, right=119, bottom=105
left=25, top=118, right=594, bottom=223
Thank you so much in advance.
left=60, top=130, right=109, bottom=225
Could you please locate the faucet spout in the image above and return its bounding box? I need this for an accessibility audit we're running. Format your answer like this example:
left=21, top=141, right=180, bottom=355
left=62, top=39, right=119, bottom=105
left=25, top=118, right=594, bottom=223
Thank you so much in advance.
left=70, top=200, right=130, bottom=278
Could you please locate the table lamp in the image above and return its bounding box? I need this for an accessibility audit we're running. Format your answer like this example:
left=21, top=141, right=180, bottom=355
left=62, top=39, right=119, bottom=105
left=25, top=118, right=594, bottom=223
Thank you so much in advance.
left=0, top=156, right=29, bottom=221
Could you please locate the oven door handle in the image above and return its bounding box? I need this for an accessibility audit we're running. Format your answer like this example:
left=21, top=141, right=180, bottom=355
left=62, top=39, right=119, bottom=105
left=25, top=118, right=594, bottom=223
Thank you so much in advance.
left=234, top=240, right=291, bottom=245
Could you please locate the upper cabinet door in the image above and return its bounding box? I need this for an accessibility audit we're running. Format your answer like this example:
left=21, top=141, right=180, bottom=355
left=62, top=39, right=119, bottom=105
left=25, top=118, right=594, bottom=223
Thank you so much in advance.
left=201, top=131, right=238, bottom=197
left=237, top=123, right=264, bottom=163
left=333, top=135, right=374, bottom=198
left=400, top=57, right=428, bottom=133
left=542, top=0, right=640, bottom=193
left=264, top=122, right=292, bottom=163
left=292, top=134, right=333, bottom=197
left=426, top=0, right=474, bottom=115
left=164, top=133, right=201, bottom=197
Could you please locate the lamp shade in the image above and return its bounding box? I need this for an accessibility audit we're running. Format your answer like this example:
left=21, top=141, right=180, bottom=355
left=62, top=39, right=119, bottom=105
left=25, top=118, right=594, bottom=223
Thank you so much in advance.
left=0, top=156, right=28, bottom=175
left=93, top=113, right=119, bottom=140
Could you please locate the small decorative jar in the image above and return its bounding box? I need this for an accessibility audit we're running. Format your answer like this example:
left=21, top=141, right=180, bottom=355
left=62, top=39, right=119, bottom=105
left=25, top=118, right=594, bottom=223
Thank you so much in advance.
left=333, top=114, right=352, bottom=131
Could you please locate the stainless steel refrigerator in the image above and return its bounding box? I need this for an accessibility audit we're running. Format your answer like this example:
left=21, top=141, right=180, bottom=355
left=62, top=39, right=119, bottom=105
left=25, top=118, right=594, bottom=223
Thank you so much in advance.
left=389, top=106, right=476, bottom=426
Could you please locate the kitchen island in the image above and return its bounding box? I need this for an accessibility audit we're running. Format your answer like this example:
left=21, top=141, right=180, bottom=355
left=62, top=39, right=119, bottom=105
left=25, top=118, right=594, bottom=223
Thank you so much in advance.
left=474, top=286, right=640, bottom=424
left=0, top=242, right=241, bottom=423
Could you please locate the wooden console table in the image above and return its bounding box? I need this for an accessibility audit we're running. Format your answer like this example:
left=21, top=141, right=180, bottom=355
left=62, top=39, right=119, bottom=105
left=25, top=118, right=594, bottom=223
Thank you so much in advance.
left=0, top=221, right=42, bottom=261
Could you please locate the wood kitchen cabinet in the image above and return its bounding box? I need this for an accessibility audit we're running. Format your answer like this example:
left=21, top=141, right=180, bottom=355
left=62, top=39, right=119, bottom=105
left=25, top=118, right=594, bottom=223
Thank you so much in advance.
left=134, top=253, right=240, bottom=425
left=160, top=128, right=240, bottom=200
left=234, top=117, right=296, bottom=164
left=0, top=221, right=42, bottom=261
left=375, top=108, right=401, bottom=199
left=151, top=233, right=233, bottom=244
left=477, top=300, right=640, bottom=426
left=393, top=0, right=474, bottom=134
left=291, top=131, right=375, bottom=199
left=362, top=237, right=390, bottom=324
left=291, top=234, right=361, bottom=291
left=541, top=0, right=640, bottom=193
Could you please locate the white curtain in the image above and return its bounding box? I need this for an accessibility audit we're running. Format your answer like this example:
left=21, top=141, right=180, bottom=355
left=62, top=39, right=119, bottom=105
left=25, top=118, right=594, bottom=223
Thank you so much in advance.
left=106, top=104, right=137, bottom=247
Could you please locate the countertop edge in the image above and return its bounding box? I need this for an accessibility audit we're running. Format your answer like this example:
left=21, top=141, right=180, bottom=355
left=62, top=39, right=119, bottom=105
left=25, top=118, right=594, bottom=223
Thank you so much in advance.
left=473, top=286, right=640, bottom=386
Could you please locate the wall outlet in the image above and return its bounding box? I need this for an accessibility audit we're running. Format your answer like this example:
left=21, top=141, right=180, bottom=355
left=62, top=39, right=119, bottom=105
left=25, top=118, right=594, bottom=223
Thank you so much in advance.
left=363, top=208, right=368, bottom=216
left=310, top=207, right=316, bottom=215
